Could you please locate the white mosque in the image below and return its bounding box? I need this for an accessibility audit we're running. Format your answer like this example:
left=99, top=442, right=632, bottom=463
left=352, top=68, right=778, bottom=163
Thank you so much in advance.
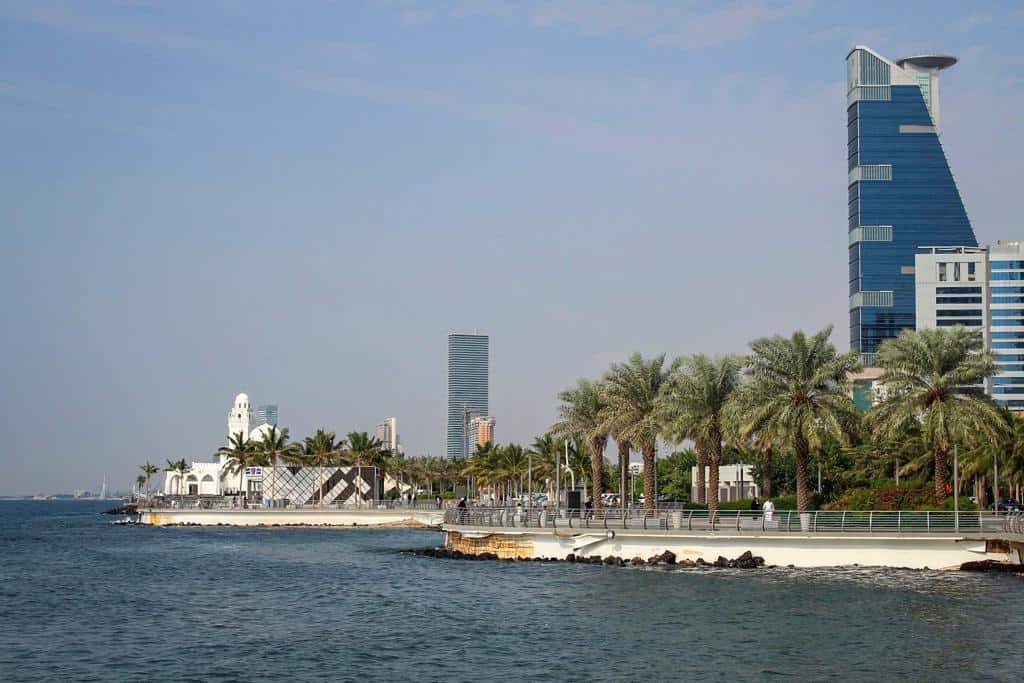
left=161, top=393, right=385, bottom=505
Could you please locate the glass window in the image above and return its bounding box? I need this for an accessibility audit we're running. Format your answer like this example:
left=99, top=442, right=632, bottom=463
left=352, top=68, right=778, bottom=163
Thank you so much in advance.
left=938, top=263, right=947, bottom=281
left=993, top=342, right=1024, bottom=349
left=968, top=262, right=976, bottom=281
left=992, top=387, right=1024, bottom=394
left=936, top=297, right=983, bottom=304
left=937, top=320, right=982, bottom=327
left=992, top=297, right=1024, bottom=304
left=995, top=365, right=1024, bottom=373
left=992, top=287, right=1024, bottom=294
left=992, top=272, right=1024, bottom=281
left=991, top=320, right=1024, bottom=326
left=954, top=262, right=961, bottom=281
left=991, top=332, right=1024, bottom=340
left=991, top=261, right=1024, bottom=270
left=992, top=377, right=1024, bottom=385
left=936, top=310, right=983, bottom=317
left=992, top=309, right=1024, bottom=317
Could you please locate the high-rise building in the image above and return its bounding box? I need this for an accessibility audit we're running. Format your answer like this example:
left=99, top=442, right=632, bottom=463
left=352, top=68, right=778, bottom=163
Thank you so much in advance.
left=254, top=404, right=278, bottom=428
left=447, top=333, right=489, bottom=460
left=375, top=417, right=400, bottom=453
left=915, top=242, right=1024, bottom=409
left=469, top=416, right=495, bottom=448
left=846, top=46, right=977, bottom=365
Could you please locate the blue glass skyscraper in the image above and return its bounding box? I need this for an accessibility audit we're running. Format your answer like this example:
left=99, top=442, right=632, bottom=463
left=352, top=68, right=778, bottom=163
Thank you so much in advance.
left=847, top=46, right=977, bottom=363
left=447, top=333, right=489, bottom=460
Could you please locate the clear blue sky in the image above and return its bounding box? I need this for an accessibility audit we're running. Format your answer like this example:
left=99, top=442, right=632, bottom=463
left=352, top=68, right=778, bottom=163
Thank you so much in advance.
left=2, top=1, right=1022, bottom=495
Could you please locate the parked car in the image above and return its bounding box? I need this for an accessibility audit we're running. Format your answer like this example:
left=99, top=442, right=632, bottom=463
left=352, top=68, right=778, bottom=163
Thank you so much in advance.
left=993, top=499, right=1021, bottom=512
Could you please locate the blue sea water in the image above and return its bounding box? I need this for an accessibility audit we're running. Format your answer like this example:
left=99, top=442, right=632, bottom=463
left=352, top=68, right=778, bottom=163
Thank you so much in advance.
left=1, top=501, right=1023, bottom=682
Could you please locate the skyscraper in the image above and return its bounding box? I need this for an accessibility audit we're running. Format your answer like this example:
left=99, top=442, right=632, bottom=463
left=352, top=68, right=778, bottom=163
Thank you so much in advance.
left=469, top=415, right=495, bottom=448
left=447, top=333, right=489, bottom=460
left=254, top=404, right=278, bottom=428
left=376, top=417, right=400, bottom=453
left=846, top=46, right=977, bottom=364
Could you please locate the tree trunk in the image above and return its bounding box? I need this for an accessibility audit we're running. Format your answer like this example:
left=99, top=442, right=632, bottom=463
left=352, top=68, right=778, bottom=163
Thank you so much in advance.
left=795, top=433, right=810, bottom=513
left=707, top=428, right=723, bottom=519
left=695, top=442, right=707, bottom=505
left=760, top=445, right=773, bottom=499
left=618, top=439, right=630, bottom=508
left=642, top=443, right=656, bottom=512
left=590, top=437, right=606, bottom=512
left=934, top=446, right=950, bottom=501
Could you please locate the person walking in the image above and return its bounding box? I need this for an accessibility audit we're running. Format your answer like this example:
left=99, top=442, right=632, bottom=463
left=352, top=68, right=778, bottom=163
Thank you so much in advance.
left=762, top=498, right=775, bottom=524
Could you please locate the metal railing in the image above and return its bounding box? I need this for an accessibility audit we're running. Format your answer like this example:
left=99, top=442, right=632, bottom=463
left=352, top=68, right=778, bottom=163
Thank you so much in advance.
left=443, top=508, right=1018, bottom=535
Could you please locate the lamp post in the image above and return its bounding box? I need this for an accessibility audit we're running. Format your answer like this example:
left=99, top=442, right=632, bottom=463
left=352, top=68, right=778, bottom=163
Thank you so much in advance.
left=953, top=444, right=960, bottom=531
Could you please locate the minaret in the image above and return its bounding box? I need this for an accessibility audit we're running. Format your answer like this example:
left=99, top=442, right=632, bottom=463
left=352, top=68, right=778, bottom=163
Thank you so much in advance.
left=227, top=393, right=252, bottom=445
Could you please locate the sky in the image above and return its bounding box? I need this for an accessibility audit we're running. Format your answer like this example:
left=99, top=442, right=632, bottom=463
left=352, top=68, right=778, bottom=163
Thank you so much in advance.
left=2, top=1, right=1023, bottom=495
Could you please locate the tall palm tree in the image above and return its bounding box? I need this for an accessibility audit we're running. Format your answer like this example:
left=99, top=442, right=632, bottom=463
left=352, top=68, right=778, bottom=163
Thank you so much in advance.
left=218, top=432, right=258, bottom=502
left=658, top=354, right=744, bottom=517
left=733, top=326, right=861, bottom=512
left=303, top=429, right=345, bottom=506
left=135, top=474, right=147, bottom=502
left=498, top=444, right=530, bottom=499
left=601, top=353, right=669, bottom=512
left=253, top=426, right=300, bottom=508
left=553, top=379, right=609, bottom=511
left=140, top=462, right=159, bottom=499
left=164, top=459, right=188, bottom=496
left=346, top=432, right=385, bottom=506
left=868, top=326, right=1010, bottom=500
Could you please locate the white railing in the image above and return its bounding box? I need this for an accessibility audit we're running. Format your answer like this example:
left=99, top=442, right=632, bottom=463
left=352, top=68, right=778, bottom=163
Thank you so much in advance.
left=444, top=508, right=1016, bottom=535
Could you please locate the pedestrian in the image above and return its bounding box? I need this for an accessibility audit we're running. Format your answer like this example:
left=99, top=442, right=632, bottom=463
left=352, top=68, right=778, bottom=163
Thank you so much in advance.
left=584, top=496, right=593, bottom=520
left=436, top=495, right=442, bottom=509
left=762, top=498, right=775, bottom=524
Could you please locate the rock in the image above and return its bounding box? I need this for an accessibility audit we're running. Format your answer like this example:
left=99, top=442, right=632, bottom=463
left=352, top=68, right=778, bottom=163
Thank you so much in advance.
left=588, top=555, right=602, bottom=564
left=680, top=558, right=696, bottom=567
left=649, top=550, right=676, bottom=565
left=715, top=556, right=730, bottom=568
left=960, top=560, right=1024, bottom=573
left=631, top=557, right=646, bottom=566
left=737, top=550, right=753, bottom=562
left=695, top=558, right=707, bottom=566
left=566, top=553, right=576, bottom=563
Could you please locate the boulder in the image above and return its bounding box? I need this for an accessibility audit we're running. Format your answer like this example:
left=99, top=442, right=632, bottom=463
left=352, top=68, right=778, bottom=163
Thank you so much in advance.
left=565, top=553, right=576, bottom=563
left=714, top=556, right=730, bottom=568
left=631, top=557, right=646, bottom=566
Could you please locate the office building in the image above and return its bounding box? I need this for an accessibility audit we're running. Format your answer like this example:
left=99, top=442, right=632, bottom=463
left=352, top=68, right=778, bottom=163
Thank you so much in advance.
left=915, top=242, right=1024, bottom=409
left=447, top=333, right=489, bottom=459
left=846, top=46, right=977, bottom=364
left=254, top=404, right=278, bottom=428
left=469, top=416, right=495, bottom=448
left=375, top=417, right=400, bottom=453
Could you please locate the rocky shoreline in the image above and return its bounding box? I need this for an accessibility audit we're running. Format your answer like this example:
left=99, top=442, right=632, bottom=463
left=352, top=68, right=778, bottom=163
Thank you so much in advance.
left=412, top=547, right=771, bottom=569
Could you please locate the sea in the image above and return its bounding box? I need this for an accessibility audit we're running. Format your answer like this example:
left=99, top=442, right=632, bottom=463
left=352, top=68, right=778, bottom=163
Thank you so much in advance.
left=1, top=500, right=1022, bottom=681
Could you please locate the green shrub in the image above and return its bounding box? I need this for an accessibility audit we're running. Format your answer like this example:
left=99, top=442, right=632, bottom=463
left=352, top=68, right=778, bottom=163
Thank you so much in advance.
left=824, top=484, right=977, bottom=511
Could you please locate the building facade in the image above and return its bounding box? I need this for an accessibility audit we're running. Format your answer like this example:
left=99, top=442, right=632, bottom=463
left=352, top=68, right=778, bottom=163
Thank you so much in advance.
left=691, top=465, right=759, bottom=503
left=846, top=46, right=977, bottom=365
left=915, top=242, right=1024, bottom=409
left=227, top=393, right=252, bottom=443
left=447, top=333, right=489, bottom=459
left=469, top=415, right=495, bottom=448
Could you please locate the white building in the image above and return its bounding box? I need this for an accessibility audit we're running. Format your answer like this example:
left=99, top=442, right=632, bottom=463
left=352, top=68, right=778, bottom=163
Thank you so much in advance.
left=375, top=417, right=401, bottom=453
left=227, top=392, right=252, bottom=444
left=915, top=242, right=1024, bottom=408
left=691, top=464, right=759, bottom=503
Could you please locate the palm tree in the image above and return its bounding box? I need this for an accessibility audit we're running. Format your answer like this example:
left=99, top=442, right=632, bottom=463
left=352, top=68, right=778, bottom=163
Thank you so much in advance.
left=733, top=326, right=861, bottom=512
left=499, top=444, right=530, bottom=499
left=139, top=462, right=159, bottom=499
left=164, top=459, right=188, bottom=496
left=601, top=353, right=669, bottom=512
left=135, top=474, right=147, bottom=502
left=553, top=379, right=610, bottom=512
left=253, top=426, right=300, bottom=508
left=868, top=326, right=1010, bottom=500
left=218, top=432, right=258, bottom=503
left=658, top=354, right=744, bottom=518
left=302, top=429, right=345, bottom=506
left=346, top=432, right=385, bottom=506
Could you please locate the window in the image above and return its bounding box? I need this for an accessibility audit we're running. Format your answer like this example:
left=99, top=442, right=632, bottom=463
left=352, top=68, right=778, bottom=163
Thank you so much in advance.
left=938, top=263, right=947, bottom=281
left=992, top=319, right=1024, bottom=326
left=992, top=287, right=1024, bottom=294
left=968, top=262, right=976, bottom=281
left=936, top=297, right=982, bottom=304
left=937, top=320, right=982, bottom=327
left=992, top=297, right=1024, bottom=304
left=992, top=387, right=1024, bottom=394
left=993, top=342, right=1024, bottom=349
left=936, top=310, right=983, bottom=317
left=954, top=262, right=961, bottom=281
left=937, top=287, right=981, bottom=294
left=991, top=261, right=1024, bottom=270
left=992, top=377, right=1024, bottom=385
left=991, top=332, right=1024, bottom=340
left=992, top=272, right=1024, bottom=281
left=995, top=365, right=1024, bottom=373
left=992, top=309, right=1024, bottom=317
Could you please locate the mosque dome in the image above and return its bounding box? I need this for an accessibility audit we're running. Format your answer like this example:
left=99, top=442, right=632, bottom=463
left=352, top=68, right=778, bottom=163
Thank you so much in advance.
left=249, top=423, right=275, bottom=442
left=235, top=393, right=249, bottom=407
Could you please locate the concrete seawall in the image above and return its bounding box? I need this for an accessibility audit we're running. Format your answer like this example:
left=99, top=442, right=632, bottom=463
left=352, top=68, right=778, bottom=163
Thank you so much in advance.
left=141, top=508, right=445, bottom=528
left=444, top=526, right=1024, bottom=569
